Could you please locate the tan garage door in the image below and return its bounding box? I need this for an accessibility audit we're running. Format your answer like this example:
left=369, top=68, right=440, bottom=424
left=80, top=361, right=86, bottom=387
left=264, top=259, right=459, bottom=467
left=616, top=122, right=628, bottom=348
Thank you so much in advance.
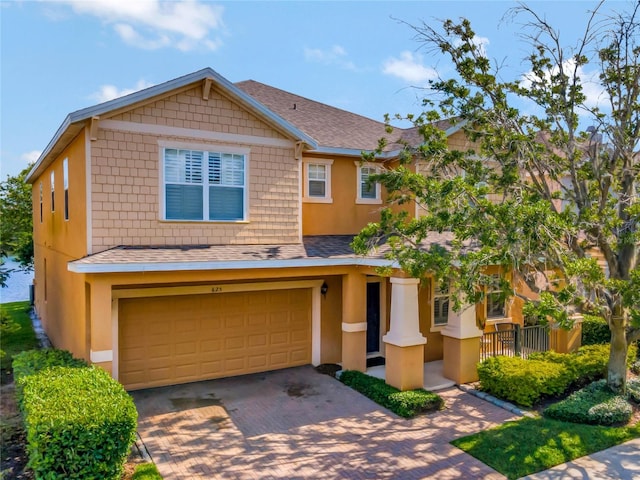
left=119, top=288, right=312, bottom=390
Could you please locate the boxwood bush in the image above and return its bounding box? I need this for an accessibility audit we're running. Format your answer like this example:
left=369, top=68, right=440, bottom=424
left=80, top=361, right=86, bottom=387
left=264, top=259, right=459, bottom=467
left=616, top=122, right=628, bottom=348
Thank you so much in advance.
left=340, top=370, right=443, bottom=418
left=581, top=315, right=611, bottom=345
left=477, top=356, right=572, bottom=407
left=13, top=349, right=88, bottom=406
left=21, top=365, right=137, bottom=479
left=544, top=379, right=633, bottom=426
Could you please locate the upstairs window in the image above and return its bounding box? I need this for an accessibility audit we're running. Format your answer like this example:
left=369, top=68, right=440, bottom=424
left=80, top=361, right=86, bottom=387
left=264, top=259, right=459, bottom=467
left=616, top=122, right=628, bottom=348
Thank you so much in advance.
left=39, top=183, right=43, bottom=223
left=303, top=159, right=333, bottom=203
left=486, top=273, right=506, bottom=319
left=50, top=171, right=55, bottom=212
left=433, top=280, right=450, bottom=327
left=63, top=158, right=69, bottom=220
left=356, top=163, right=381, bottom=204
left=163, top=148, right=246, bottom=221
left=308, top=164, right=327, bottom=197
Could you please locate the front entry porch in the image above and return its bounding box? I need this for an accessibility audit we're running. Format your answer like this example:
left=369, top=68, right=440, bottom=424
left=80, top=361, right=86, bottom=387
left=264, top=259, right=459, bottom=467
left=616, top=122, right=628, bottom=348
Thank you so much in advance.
left=366, top=360, right=456, bottom=391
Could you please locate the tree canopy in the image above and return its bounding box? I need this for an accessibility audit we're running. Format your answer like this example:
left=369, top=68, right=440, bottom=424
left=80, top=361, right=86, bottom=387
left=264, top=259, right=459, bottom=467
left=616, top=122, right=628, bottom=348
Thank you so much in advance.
left=353, top=1, right=639, bottom=392
left=0, top=165, right=34, bottom=286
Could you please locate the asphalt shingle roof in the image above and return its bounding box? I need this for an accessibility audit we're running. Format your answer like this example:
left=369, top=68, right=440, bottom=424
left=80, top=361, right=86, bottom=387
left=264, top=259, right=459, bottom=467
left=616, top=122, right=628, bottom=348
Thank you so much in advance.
left=68, top=233, right=457, bottom=273
left=236, top=80, right=414, bottom=152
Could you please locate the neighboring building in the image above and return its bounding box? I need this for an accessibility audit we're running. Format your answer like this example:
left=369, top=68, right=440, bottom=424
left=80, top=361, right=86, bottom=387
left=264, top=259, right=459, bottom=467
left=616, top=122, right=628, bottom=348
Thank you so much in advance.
left=26, top=68, right=531, bottom=391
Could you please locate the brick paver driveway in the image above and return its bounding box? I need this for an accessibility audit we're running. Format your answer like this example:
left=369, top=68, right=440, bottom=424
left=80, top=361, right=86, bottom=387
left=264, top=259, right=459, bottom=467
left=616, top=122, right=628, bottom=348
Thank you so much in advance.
left=131, top=366, right=515, bottom=479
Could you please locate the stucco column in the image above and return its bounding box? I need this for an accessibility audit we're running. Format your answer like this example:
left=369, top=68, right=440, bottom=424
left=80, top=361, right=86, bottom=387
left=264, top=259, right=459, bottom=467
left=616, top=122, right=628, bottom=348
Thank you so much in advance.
left=341, top=272, right=367, bottom=372
left=383, top=277, right=426, bottom=391
left=440, top=298, right=483, bottom=384
left=88, top=279, right=114, bottom=375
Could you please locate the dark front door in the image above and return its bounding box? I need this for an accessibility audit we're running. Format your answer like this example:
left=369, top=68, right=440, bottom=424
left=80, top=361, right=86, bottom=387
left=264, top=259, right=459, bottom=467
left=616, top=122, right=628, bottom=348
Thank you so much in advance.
left=366, top=282, right=381, bottom=353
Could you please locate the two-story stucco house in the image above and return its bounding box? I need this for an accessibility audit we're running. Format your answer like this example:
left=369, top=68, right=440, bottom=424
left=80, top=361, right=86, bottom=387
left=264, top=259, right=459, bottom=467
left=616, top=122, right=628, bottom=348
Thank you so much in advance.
left=26, top=67, right=537, bottom=392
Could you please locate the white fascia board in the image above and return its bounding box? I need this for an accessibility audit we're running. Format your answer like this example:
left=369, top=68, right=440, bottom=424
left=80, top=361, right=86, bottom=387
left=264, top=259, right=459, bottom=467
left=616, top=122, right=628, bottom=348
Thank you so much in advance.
left=444, top=119, right=467, bottom=137
left=26, top=115, right=73, bottom=183
left=68, top=257, right=396, bottom=274
left=312, top=145, right=400, bottom=160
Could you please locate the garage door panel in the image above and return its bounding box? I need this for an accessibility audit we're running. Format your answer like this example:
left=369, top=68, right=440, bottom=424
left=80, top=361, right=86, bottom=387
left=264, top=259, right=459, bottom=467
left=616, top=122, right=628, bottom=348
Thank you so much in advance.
left=201, top=339, right=222, bottom=353
left=224, top=314, right=245, bottom=329
left=269, top=312, right=289, bottom=327
left=119, top=288, right=312, bottom=390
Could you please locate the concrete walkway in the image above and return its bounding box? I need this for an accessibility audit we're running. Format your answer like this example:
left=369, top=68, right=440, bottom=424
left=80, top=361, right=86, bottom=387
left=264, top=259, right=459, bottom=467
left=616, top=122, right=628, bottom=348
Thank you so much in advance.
left=522, top=438, right=640, bottom=480
left=132, top=366, right=515, bottom=479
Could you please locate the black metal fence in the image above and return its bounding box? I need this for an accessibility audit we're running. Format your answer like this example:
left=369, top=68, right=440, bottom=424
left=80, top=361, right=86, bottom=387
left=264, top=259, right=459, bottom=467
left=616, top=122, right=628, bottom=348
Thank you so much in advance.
left=480, top=324, right=549, bottom=361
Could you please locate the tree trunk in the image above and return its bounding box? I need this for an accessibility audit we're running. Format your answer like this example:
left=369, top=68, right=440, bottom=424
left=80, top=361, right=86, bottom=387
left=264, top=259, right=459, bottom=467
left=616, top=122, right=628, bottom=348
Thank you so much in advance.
left=607, top=315, right=628, bottom=394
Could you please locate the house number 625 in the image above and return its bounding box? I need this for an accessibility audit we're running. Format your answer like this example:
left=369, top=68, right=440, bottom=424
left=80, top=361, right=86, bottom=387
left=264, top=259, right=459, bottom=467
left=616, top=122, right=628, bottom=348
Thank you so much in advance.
left=211, top=287, right=223, bottom=293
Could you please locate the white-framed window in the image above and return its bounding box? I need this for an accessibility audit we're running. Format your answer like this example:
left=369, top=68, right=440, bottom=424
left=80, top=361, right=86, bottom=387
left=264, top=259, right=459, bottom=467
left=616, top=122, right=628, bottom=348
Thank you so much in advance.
left=63, top=158, right=69, bottom=221
left=303, top=158, right=333, bottom=203
left=432, top=279, right=450, bottom=329
left=486, top=273, right=506, bottom=319
left=355, top=162, right=382, bottom=204
left=162, top=147, right=247, bottom=221
left=50, top=171, right=55, bottom=212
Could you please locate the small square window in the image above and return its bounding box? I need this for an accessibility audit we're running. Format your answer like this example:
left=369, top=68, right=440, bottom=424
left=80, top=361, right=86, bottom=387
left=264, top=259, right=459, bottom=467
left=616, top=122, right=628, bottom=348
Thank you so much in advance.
left=433, top=280, right=450, bottom=327
left=355, top=162, right=382, bottom=204
left=303, top=159, right=333, bottom=203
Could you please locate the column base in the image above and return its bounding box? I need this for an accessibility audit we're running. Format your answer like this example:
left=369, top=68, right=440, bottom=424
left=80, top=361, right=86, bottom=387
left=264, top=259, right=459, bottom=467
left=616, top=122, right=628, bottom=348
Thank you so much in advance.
left=342, top=330, right=367, bottom=372
left=442, top=336, right=480, bottom=384
left=385, top=343, right=424, bottom=391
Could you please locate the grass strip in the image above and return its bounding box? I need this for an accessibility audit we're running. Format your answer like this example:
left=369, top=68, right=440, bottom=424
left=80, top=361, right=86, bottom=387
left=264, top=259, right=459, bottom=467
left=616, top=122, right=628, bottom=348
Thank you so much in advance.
left=0, top=301, right=38, bottom=378
left=452, top=416, right=640, bottom=479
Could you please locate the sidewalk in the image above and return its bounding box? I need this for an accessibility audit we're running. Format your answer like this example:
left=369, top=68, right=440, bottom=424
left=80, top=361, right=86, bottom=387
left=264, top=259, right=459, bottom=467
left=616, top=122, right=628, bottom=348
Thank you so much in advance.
left=521, top=438, right=640, bottom=480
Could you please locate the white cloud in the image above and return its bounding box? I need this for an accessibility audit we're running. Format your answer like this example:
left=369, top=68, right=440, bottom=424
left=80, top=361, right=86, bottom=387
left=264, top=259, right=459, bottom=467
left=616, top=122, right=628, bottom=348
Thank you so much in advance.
left=90, top=79, right=155, bottom=103
left=304, top=45, right=357, bottom=71
left=382, top=51, right=438, bottom=84
left=21, top=150, right=42, bottom=164
left=52, top=0, right=224, bottom=51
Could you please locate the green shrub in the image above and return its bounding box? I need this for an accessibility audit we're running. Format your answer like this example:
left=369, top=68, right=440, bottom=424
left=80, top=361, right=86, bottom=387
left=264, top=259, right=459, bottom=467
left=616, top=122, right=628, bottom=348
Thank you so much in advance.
left=581, top=315, right=611, bottom=345
left=21, top=365, right=137, bottom=479
left=13, top=349, right=88, bottom=406
left=477, top=356, right=572, bottom=407
left=340, top=370, right=443, bottom=418
left=631, top=360, right=640, bottom=376
left=627, top=379, right=640, bottom=404
left=544, top=380, right=633, bottom=426
left=571, top=344, right=610, bottom=386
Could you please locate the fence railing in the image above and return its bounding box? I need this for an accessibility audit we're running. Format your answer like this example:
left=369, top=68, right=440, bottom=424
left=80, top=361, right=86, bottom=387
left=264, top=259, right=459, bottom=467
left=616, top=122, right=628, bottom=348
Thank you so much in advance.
left=480, top=324, right=549, bottom=361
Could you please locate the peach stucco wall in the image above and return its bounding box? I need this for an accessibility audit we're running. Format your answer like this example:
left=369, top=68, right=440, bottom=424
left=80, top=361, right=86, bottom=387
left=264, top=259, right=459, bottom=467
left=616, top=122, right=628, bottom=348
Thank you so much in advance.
left=302, top=156, right=411, bottom=235
left=32, top=130, right=89, bottom=360
left=90, top=85, right=299, bottom=251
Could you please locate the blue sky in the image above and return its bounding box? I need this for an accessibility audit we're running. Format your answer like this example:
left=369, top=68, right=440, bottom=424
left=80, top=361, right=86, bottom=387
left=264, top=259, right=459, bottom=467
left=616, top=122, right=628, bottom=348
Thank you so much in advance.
left=0, top=0, right=627, bottom=179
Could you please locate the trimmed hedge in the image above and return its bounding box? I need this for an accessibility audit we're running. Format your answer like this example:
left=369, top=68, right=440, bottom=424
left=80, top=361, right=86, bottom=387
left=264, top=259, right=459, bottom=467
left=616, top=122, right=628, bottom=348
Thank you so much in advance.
left=340, top=370, right=444, bottom=418
left=14, top=350, right=137, bottom=479
left=479, top=344, right=639, bottom=407
left=581, top=315, right=611, bottom=345
left=477, top=356, right=572, bottom=407
left=13, top=349, right=88, bottom=406
left=544, top=380, right=633, bottom=426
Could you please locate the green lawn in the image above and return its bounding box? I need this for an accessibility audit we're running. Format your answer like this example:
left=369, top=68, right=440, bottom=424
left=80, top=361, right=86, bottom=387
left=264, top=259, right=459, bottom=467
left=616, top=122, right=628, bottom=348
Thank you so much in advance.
left=452, top=416, right=640, bottom=479
left=0, top=301, right=39, bottom=380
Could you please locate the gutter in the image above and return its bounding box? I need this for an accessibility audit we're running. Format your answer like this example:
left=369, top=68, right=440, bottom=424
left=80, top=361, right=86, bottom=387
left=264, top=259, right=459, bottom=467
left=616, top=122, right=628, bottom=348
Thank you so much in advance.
left=68, top=256, right=397, bottom=274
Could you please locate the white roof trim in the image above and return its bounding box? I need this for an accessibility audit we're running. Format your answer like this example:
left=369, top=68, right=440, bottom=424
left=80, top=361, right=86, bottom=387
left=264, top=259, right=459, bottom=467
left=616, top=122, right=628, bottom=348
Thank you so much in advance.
left=68, top=257, right=396, bottom=274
